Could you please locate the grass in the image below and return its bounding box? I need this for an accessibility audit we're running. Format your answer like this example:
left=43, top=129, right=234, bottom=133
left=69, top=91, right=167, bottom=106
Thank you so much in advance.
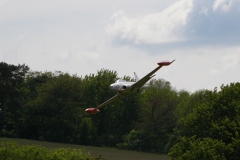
left=1, top=138, right=171, bottom=160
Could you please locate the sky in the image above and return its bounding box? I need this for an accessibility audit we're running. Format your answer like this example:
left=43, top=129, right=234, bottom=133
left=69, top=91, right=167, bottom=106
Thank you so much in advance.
left=1, top=0, right=240, bottom=92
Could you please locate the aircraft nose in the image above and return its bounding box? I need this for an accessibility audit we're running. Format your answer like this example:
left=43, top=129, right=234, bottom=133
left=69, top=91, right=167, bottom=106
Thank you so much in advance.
left=110, top=84, right=113, bottom=89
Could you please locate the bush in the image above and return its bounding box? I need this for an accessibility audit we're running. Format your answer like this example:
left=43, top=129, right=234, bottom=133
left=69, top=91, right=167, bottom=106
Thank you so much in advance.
left=116, top=130, right=160, bottom=153
left=168, top=136, right=231, bottom=160
left=0, top=140, right=93, bottom=160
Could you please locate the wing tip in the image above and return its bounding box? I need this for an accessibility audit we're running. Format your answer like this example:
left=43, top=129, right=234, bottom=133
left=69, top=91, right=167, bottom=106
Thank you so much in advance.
left=85, top=108, right=100, bottom=114
left=157, top=59, right=175, bottom=66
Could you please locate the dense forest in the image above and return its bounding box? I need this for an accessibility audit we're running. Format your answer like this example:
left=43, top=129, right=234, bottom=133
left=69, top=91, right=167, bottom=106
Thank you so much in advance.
left=0, top=62, right=239, bottom=159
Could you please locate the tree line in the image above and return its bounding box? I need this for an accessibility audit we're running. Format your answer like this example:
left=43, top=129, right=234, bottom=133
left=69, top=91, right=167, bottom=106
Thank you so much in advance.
left=0, top=62, right=239, bottom=159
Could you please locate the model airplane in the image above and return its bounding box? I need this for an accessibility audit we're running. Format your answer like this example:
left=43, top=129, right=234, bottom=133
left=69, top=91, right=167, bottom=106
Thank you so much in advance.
left=85, top=60, right=175, bottom=114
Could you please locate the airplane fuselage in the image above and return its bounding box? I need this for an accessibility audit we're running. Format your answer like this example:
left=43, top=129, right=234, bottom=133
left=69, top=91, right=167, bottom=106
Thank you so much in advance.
left=110, top=79, right=148, bottom=93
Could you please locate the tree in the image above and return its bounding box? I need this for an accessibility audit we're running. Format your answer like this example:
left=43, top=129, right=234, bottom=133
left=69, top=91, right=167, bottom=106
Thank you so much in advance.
left=24, top=71, right=55, bottom=100
left=169, top=136, right=230, bottom=160
left=120, top=79, right=179, bottom=153
left=78, top=117, right=95, bottom=145
left=0, top=62, right=29, bottom=137
left=169, top=83, right=240, bottom=159
left=166, top=89, right=213, bottom=152
left=22, top=72, right=84, bottom=142
left=176, top=89, right=212, bottom=126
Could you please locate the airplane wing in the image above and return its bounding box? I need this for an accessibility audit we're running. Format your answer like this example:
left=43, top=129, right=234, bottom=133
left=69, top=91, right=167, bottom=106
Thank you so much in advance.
left=95, top=93, right=122, bottom=110
left=130, top=60, right=175, bottom=91
left=85, top=93, right=123, bottom=114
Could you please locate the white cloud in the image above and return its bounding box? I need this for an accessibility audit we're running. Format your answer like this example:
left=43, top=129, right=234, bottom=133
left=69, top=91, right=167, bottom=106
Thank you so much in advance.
left=199, top=6, right=208, bottom=15
left=221, top=53, right=240, bottom=69
left=106, top=0, right=240, bottom=46
left=106, top=0, right=193, bottom=44
left=212, top=0, right=232, bottom=12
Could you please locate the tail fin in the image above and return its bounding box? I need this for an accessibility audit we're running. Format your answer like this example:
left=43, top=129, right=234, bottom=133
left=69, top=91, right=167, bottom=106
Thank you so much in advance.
left=134, top=72, right=140, bottom=82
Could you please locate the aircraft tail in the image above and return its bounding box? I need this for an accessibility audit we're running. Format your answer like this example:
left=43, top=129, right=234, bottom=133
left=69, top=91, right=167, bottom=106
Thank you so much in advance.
left=134, top=72, right=140, bottom=82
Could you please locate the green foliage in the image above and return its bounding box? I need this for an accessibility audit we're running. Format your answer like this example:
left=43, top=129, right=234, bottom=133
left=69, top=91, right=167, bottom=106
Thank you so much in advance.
left=78, top=118, right=95, bottom=145
left=134, top=79, right=178, bottom=153
left=176, top=89, right=212, bottom=127
left=169, top=83, right=240, bottom=159
left=181, top=84, right=240, bottom=142
left=166, top=89, right=215, bottom=152
left=117, top=130, right=157, bottom=152
left=0, top=62, right=29, bottom=137
left=169, top=136, right=229, bottom=160
left=24, top=71, right=55, bottom=100
left=22, top=72, right=84, bottom=142
left=0, top=140, right=92, bottom=160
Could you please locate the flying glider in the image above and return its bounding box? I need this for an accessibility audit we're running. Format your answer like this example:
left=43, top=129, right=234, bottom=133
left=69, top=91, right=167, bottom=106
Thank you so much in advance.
left=85, top=60, right=175, bottom=114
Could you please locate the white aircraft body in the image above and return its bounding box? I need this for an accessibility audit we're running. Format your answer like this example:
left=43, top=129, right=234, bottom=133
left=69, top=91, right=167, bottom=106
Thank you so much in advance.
left=110, top=78, right=148, bottom=92
left=85, top=60, right=175, bottom=114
